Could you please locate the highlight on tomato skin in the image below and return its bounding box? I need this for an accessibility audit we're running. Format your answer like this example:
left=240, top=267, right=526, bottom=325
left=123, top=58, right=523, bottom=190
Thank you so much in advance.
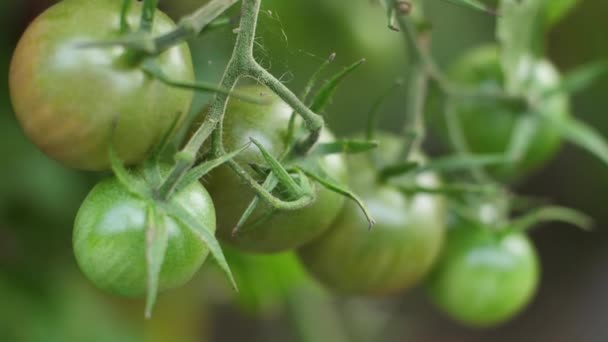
left=73, top=175, right=216, bottom=298
left=425, top=219, right=540, bottom=328
left=9, top=0, right=194, bottom=171
left=202, top=85, right=349, bottom=254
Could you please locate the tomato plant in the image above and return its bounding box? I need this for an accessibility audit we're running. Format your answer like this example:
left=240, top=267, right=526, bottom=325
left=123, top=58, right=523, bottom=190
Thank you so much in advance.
left=73, top=174, right=215, bottom=297
left=299, top=134, right=446, bottom=295
left=426, top=217, right=539, bottom=327
left=4, top=0, right=604, bottom=331
left=9, top=0, right=194, bottom=170
left=204, top=85, right=348, bottom=253
left=439, top=45, right=569, bottom=179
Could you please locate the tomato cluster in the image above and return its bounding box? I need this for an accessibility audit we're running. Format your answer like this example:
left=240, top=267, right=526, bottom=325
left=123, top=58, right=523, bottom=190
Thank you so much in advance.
left=8, top=0, right=576, bottom=329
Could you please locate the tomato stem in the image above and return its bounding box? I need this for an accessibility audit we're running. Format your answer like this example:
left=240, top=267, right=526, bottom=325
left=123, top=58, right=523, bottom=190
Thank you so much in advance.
left=120, top=0, right=132, bottom=34
left=157, top=0, right=324, bottom=212
left=139, top=0, right=159, bottom=33
left=395, top=6, right=497, bottom=184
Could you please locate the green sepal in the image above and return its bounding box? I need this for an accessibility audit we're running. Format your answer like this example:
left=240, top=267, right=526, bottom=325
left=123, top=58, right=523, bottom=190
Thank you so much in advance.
left=396, top=183, right=497, bottom=196
left=251, top=138, right=306, bottom=199
left=312, top=140, right=379, bottom=156
left=176, top=143, right=251, bottom=192
left=542, top=60, right=608, bottom=98
left=378, top=161, right=420, bottom=182
left=309, top=59, right=366, bottom=113
left=299, top=167, right=375, bottom=229
left=550, top=116, right=608, bottom=167
left=144, top=205, right=169, bottom=318
left=161, top=201, right=237, bottom=290
left=232, top=174, right=280, bottom=237
left=109, top=143, right=148, bottom=197
left=543, top=0, right=579, bottom=30
left=506, top=205, right=593, bottom=234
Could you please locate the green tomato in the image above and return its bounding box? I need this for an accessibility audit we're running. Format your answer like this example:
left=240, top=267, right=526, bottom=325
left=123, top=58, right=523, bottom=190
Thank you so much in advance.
left=299, top=134, right=446, bottom=295
left=9, top=0, right=194, bottom=170
left=73, top=175, right=215, bottom=297
left=444, top=45, right=569, bottom=178
left=203, top=85, right=348, bottom=253
left=426, top=221, right=539, bottom=327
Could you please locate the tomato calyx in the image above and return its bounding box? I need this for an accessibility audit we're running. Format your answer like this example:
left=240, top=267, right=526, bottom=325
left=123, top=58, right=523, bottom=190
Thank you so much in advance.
left=105, top=135, right=240, bottom=317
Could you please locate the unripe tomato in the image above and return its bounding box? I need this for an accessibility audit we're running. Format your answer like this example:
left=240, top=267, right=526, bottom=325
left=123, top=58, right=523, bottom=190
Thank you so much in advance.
left=203, top=85, right=348, bottom=253
left=73, top=176, right=215, bottom=297
left=299, top=134, right=446, bottom=295
left=9, top=0, right=194, bottom=170
left=426, top=220, right=539, bottom=327
left=442, top=45, right=569, bottom=178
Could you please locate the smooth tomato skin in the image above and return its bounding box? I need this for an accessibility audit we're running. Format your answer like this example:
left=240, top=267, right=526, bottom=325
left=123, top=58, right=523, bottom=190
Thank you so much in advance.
left=299, top=134, right=446, bottom=295
left=9, top=0, right=194, bottom=170
left=445, top=45, right=569, bottom=178
left=203, top=85, right=348, bottom=253
left=73, top=177, right=216, bottom=297
left=426, top=223, right=539, bottom=327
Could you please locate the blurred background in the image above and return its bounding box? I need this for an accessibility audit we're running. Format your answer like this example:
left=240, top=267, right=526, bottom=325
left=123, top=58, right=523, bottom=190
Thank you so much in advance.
left=1, top=0, right=608, bottom=341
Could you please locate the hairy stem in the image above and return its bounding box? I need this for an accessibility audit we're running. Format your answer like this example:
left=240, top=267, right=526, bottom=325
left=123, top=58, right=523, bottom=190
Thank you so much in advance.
left=154, top=0, right=240, bottom=54
left=402, top=65, right=428, bottom=155
left=250, top=63, right=324, bottom=153
left=157, top=0, right=258, bottom=200
left=157, top=0, right=323, bottom=212
left=396, top=14, right=515, bottom=101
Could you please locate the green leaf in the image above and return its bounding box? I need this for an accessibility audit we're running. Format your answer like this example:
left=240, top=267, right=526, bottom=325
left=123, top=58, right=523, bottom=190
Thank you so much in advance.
left=284, top=53, right=338, bottom=146
left=396, top=183, right=496, bottom=196
left=144, top=205, right=169, bottom=319
left=551, top=117, right=608, bottom=167
left=544, top=0, right=579, bottom=29
left=300, top=168, right=375, bottom=229
left=312, top=140, right=379, bottom=156
left=542, top=60, right=608, bottom=98
left=440, top=0, right=498, bottom=14
left=176, top=144, right=250, bottom=191
left=309, top=59, right=366, bottom=113
left=251, top=138, right=306, bottom=199
left=162, top=202, right=237, bottom=290
left=303, top=52, right=336, bottom=103
left=508, top=205, right=593, bottom=233
left=497, top=0, right=545, bottom=93
left=416, top=154, right=512, bottom=174
left=378, top=161, right=420, bottom=181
